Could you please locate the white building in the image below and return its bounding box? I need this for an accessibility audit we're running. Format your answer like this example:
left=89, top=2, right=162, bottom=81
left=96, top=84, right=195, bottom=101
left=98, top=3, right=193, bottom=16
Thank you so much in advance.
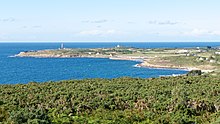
left=215, top=52, right=220, bottom=55
left=176, top=50, right=189, bottom=54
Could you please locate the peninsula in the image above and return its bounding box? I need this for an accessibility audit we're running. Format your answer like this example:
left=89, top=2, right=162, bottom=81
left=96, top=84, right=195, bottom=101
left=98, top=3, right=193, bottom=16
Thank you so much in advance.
left=15, top=46, right=220, bottom=73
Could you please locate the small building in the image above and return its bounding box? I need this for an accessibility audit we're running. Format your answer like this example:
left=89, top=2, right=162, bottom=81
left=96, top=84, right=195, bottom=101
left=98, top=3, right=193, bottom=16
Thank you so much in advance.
left=215, top=52, right=220, bottom=55
left=199, top=58, right=204, bottom=61
left=176, top=50, right=189, bottom=54
left=210, top=60, right=216, bottom=63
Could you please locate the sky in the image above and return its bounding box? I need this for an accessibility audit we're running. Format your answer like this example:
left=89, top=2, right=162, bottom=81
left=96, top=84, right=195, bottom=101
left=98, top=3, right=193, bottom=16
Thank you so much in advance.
left=0, top=0, right=220, bottom=42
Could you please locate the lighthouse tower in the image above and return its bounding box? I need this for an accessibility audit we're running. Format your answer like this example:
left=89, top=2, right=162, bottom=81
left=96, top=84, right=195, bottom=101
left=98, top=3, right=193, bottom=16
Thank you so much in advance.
left=60, top=43, right=64, bottom=49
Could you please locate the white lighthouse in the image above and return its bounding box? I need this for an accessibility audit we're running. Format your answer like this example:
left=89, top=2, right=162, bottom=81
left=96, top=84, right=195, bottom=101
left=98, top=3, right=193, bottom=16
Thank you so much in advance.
left=60, top=43, right=64, bottom=49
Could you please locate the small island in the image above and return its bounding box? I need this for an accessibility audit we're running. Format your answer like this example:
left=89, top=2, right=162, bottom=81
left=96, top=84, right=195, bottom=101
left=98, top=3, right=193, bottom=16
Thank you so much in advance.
left=15, top=45, right=220, bottom=73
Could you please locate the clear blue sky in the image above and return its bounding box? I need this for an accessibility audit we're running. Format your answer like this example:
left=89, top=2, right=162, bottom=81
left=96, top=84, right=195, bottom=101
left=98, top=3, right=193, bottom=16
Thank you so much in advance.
left=0, top=0, right=220, bottom=42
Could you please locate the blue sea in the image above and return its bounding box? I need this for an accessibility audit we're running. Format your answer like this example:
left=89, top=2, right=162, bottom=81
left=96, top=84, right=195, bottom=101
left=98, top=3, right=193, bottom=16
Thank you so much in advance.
left=0, top=42, right=219, bottom=84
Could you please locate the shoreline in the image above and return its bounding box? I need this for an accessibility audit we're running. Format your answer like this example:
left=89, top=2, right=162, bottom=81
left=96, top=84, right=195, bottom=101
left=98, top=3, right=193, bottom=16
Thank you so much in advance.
left=136, top=61, right=214, bottom=73
left=15, top=53, right=192, bottom=72
left=110, top=57, right=214, bottom=73
left=14, top=50, right=215, bottom=73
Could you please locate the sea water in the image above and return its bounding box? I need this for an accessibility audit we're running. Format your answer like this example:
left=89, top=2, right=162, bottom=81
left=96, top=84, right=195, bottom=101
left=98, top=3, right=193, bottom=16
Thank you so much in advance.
left=0, top=42, right=219, bottom=84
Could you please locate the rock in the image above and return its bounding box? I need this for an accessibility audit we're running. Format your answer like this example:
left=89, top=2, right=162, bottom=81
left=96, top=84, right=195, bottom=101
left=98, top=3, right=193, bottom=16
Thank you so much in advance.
left=187, top=70, right=202, bottom=76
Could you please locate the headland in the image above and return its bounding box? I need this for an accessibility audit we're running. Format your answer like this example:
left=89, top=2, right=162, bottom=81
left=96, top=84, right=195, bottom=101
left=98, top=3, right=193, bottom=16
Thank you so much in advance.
left=15, top=46, right=220, bottom=73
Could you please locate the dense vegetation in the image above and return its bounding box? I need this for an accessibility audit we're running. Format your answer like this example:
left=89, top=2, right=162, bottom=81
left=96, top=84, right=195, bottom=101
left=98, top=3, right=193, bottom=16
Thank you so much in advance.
left=0, top=75, right=220, bottom=124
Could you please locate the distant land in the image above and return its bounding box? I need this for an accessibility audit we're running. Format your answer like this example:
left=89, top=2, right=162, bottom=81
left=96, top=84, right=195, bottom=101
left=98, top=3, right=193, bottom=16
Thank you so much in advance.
left=15, top=45, right=220, bottom=73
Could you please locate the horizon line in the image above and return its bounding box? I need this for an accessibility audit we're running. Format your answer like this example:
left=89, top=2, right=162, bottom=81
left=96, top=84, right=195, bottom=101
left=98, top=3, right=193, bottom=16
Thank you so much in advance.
left=0, top=41, right=220, bottom=43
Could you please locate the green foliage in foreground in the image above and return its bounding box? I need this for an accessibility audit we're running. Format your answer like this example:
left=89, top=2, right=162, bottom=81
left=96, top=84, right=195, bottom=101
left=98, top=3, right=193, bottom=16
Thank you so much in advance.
left=0, top=76, right=220, bottom=124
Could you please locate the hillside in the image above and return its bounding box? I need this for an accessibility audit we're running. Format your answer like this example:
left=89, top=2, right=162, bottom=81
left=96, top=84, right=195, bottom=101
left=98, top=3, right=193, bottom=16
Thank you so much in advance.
left=0, top=76, right=220, bottom=123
